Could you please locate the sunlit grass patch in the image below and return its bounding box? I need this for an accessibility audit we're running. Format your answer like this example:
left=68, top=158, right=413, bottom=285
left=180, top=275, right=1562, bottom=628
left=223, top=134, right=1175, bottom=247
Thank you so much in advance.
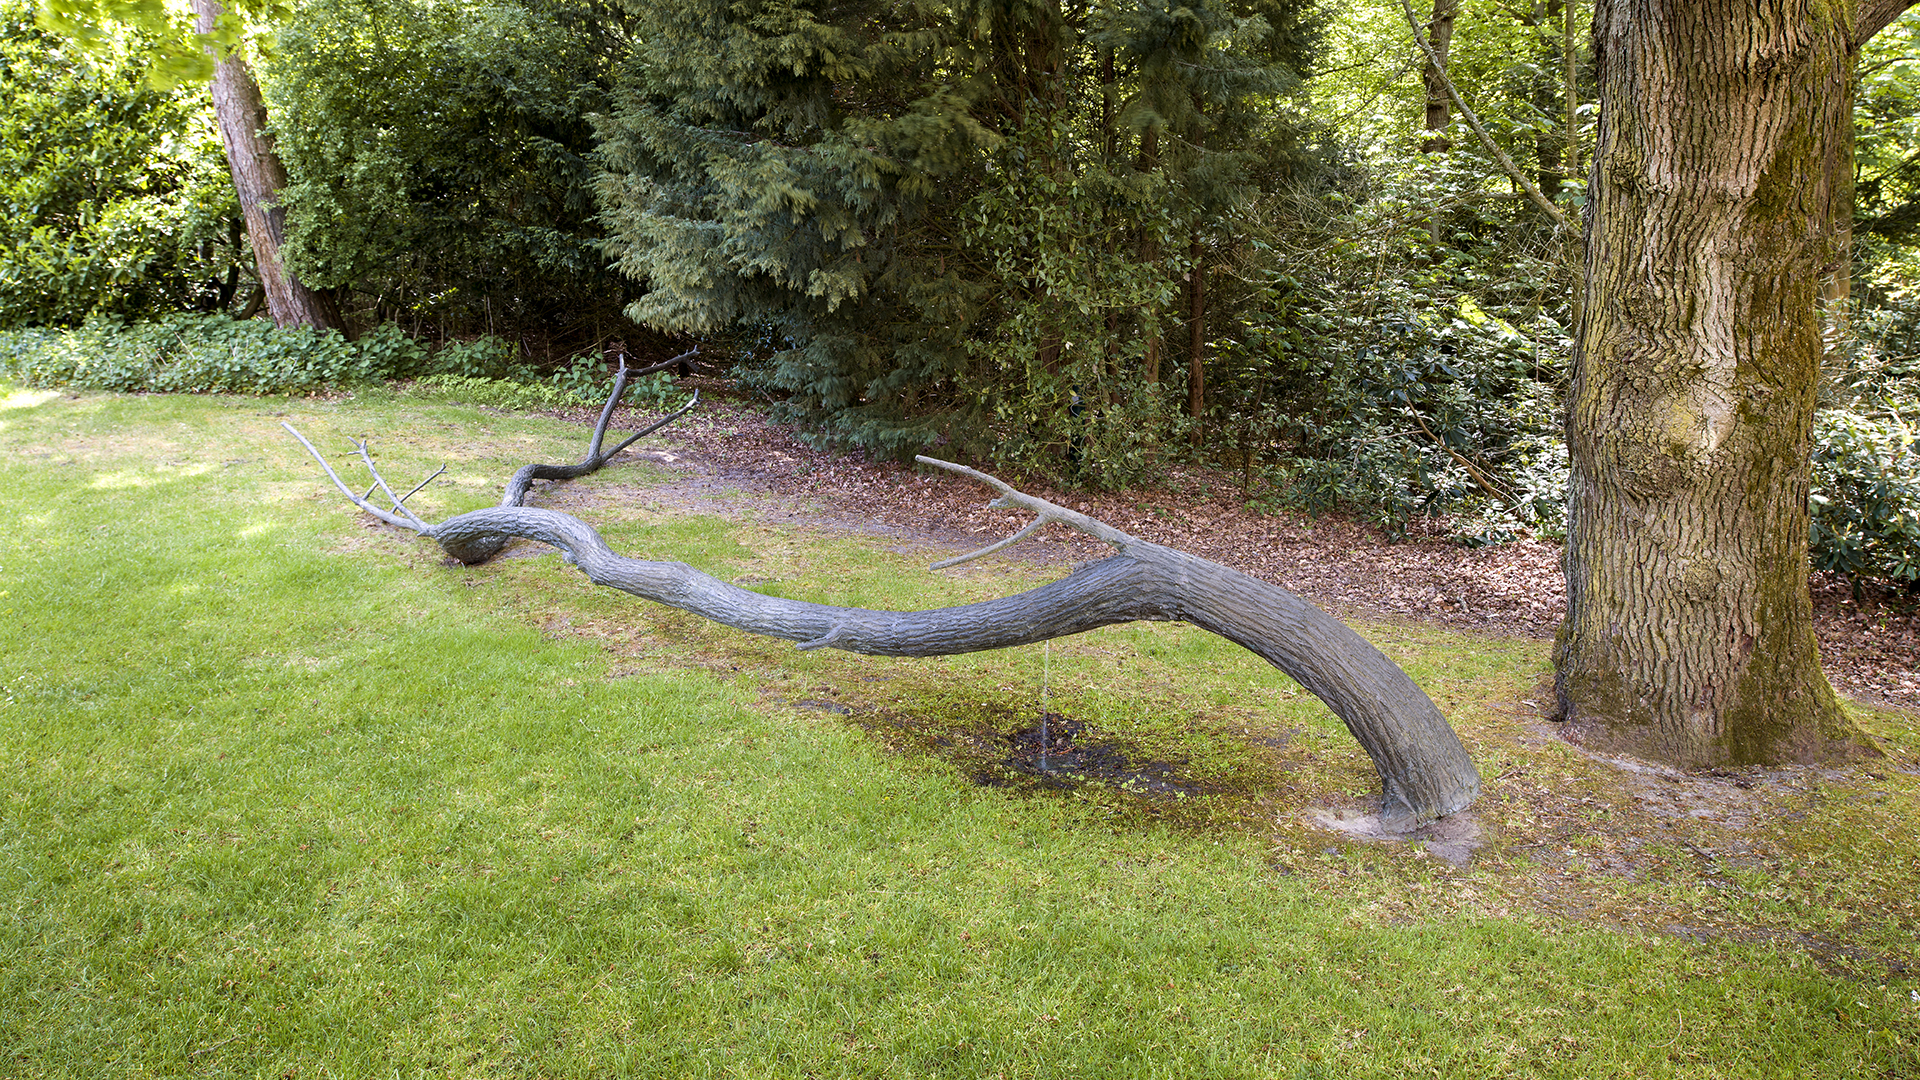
left=0, top=387, right=58, bottom=410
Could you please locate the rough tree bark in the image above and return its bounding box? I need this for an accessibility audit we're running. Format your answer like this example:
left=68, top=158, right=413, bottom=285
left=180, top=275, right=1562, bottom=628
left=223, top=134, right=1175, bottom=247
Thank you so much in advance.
left=1553, top=0, right=1913, bottom=765
left=287, top=396, right=1481, bottom=830
left=1419, top=0, right=1459, bottom=154
left=438, top=349, right=702, bottom=564
left=191, top=0, right=345, bottom=333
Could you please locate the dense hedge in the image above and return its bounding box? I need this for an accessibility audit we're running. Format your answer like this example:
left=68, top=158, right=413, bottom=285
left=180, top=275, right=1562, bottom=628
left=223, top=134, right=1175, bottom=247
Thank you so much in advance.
left=0, top=315, right=684, bottom=414
left=0, top=315, right=535, bottom=395
left=1812, top=409, right=1920, bottom=591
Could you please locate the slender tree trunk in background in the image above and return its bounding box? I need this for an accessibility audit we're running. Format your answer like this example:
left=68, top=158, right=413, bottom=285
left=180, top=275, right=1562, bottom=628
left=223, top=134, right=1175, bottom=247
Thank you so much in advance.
left=1138, top=126, right=1162, bottom=388
left=214, top=214, right=242, bottom=310
left=192, top=0, right=344, bottom=333
left=1825, top=221, right=1854, bottom=355
left=1419, top=0, right=1459, bottom=247
left=1100, top=48, right=1118, bottom=378
left=1532, top=0, right=1567, bottom=201
left=1554, top=0, right=1903, bottom=765
left=1563, top=0, right=1586, bottom=333
left=1099, top=49, right=1117, bottom=161
left=1420, top=0, right=1458, bottom=149
left=986, top=0, right=1069, bottom=391
left=1562, top=0, right=1580, bottom=186
left=1187, top=233, right=1205, bottom=447
left=1037, top=334, right=1064, bottom=375
left=1824, top=127, right=1856, bottom=355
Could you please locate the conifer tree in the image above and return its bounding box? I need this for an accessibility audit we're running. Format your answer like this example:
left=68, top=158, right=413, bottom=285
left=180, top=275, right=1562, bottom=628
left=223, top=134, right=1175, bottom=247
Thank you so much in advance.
left=596, top=0, right=1319, bottom=479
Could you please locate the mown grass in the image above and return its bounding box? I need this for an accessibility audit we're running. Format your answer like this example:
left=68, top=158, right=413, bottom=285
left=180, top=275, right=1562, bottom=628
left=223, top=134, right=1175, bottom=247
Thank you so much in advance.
left=0, top=386, right=1915, bottom=1078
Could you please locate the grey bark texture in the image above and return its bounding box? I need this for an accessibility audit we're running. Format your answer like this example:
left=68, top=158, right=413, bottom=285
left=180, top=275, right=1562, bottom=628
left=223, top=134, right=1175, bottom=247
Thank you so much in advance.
left=450, top=350, right=701, bottom=564
left=288, top=409, right=1481, bottom=829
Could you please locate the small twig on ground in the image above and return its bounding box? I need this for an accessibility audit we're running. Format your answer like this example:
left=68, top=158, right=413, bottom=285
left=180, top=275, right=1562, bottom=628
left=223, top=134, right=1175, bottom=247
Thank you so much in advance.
left=283, top=422, right=427, bottom=533
left=396, top=465, right=448, bottom=507
left=586, top=347, right=697, bottom=460
left=286, top=359, right=703, bottom=560
left=353, top=438, right=431, bottom=530
left=190, top=1030, right=250, bottom=1057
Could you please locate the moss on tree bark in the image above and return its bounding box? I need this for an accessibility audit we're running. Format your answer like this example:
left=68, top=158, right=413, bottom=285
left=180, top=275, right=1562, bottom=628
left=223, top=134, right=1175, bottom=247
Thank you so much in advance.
left=1554, top=0, right=1910, bottom=765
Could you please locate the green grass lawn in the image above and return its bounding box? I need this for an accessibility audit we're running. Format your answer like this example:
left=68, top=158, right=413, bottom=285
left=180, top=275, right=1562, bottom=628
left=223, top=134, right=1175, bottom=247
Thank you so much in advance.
left=1, top=386, right=1915, bottom=1078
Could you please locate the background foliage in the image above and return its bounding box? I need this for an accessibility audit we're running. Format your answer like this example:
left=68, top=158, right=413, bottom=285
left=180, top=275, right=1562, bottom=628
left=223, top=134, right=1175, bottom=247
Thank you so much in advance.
left=0, top=315, right=551, bottom=396
left=15, top=0, right=1920, bottom=584
left=0, top=1, right=240, bottom=326
left=595, top=0, right=1324, bottom=485
left=269, top=0, right=638, bottom=354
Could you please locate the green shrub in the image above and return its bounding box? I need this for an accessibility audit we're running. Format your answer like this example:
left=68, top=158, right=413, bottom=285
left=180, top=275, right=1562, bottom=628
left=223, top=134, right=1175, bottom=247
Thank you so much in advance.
left=413, top=374, right=581, bottom=412
left=428, top=335, right=524, bottom=381
left=0, top=315, right=691, bottom=416
left=1810, top=408, right=1920, bottom=591
left=269, top=0, right=634, bottom=342
left=1259, top=290, right=1570, bottom=543
left=542, top=351, right=686, bottom=409
left=0, top=315, right=433, bottom=394
left=0, top=3, right=240, bottom=328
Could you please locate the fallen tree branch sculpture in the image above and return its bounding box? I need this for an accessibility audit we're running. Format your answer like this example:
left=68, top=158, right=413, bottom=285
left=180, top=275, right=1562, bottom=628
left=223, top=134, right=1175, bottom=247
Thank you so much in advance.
left=287, top=387, right=1481, bottom=829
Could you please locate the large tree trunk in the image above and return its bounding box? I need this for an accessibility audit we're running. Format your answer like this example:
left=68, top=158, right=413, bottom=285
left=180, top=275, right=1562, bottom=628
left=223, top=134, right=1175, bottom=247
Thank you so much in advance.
left=192, top=0, right=344, bottom=333
left=1553, top=0, right=1904, bottom=765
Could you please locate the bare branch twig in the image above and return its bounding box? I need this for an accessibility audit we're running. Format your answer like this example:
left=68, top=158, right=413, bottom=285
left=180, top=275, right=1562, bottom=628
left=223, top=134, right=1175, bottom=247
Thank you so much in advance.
left=601, top=389, right=702, bottom=460
left=928, top=516, right=1051, bottom=570
left=282, top=422, right=427, bottom=533
left=914, top=456, right=1151, bottom=566
left=396, top=465, right=448, bottom=507
left=353, top=438, right=430, bottom=530
left=621, top=345, right=701, bottom=381
left=582, top=347, right=696, bottom=460
left=586, top=355, right=635, bottom=463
